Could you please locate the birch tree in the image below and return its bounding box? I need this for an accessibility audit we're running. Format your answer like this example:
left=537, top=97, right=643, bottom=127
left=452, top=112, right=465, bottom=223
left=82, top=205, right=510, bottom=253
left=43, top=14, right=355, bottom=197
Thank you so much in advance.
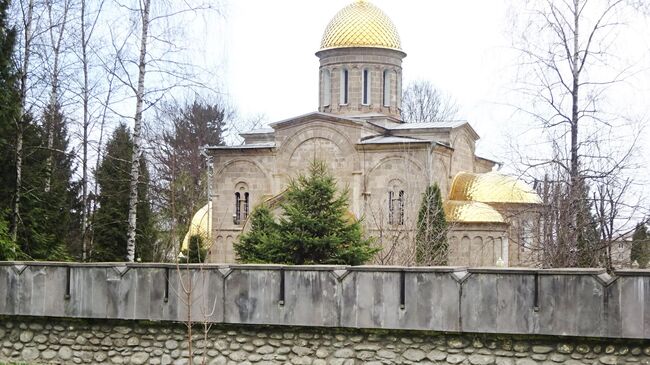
left=107, top=0, right=220, bottom=261
left=9, top=0, right=38, bottom=242
left=76, top=0, right=107, bottom=261
left=42, top=0, right=72, bottom=193
left=508, top=0, right=649, bottom=267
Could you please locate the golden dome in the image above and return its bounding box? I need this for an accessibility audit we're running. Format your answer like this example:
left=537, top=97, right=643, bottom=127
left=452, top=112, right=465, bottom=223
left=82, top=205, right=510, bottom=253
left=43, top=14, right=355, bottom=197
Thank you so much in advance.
left=181, top=202, right=212, bottom=251
left=444, top=200, right=505, bottom=224
left=320, top=0, right=402, bottom=51
left=449, top=172, right=542, bottom=205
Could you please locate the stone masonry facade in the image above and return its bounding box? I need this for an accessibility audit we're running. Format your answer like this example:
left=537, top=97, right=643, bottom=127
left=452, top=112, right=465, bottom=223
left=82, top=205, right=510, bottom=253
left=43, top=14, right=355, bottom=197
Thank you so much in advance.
left=1, top=317, right=648, bottom=365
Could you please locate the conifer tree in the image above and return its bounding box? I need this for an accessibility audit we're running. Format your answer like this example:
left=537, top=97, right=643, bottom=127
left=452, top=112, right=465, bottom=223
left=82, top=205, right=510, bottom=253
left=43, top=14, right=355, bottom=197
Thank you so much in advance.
left=415, top=183, right=448, bottom=265
left=574, top=180, right=600, bottom=268
left=234, top=205, right=282, bottom=263
left=93, top=124, right=156, bottom=261
left=236, top=161, right=376, bottom=265
left=18, top=103, right=78, bottom=260
left=0, top=0, right=19, bottom=226
left=631, top=223, right=649, bottom=269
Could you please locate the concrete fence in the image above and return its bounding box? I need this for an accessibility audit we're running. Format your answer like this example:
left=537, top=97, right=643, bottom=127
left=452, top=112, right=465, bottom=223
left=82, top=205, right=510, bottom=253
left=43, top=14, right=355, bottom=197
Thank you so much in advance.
left=0, top=262, right=648, bottom=339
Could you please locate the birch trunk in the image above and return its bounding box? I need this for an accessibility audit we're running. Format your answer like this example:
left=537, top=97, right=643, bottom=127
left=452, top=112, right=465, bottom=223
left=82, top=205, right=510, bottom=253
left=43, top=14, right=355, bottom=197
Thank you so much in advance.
left=80, top=0, right=88, bottom=261
left=11, top=0, right=35, bottom=242
left=44, top=0, right=69, bottom=193
left=126, top=0, right=152, bottom=262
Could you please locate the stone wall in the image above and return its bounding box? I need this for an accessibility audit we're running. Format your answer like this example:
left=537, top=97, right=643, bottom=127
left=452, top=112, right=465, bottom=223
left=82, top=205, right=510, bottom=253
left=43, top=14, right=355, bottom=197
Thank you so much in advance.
left=1, top=263, right=649, bottom=340
left=1, top=317, right=648, bottom=365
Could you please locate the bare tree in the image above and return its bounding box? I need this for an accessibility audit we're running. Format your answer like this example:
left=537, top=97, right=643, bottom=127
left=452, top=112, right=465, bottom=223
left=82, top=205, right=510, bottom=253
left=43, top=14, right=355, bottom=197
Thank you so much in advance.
left=103, top=0, right=220, bottom=262
left=507, top=0, right=648, bottom=267
left=42, top=0, right=72, bottom=193
left=401, top=80, right=459, bottom=123
left=123, top=0, right=151, bottom=262
left=76, top=0, right=107, bottom=261
left=147, top=98, right=230, bottom=259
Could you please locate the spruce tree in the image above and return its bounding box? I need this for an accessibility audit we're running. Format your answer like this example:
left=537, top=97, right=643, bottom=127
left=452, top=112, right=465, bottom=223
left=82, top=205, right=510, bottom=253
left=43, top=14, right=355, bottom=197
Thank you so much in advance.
left=415, top=183, right=448, bottom=265
left=631, top=223, right=649, bottom=269
left=575, top=180, right=600, bottom=267
left=18, top=103, right=79, bottom=260
left=235, top=161, right=377, bottom=265
left=93, top=124, right=156, bottom=261
left=0, top=0, right=19, bottom=222
left=234, top=205, right=283, bottom=263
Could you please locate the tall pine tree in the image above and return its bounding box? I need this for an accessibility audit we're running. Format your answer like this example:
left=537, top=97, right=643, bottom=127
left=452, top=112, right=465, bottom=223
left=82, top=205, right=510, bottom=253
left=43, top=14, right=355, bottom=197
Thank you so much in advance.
left=93, top=124, right=156, bottom=261
left=415, top=183, right=448, bottom=265
left=631, top=223, right=649, bottom=269
left=235, top=161, right=377, bottom=265
left=0, top=0, right=20, bottom=258
left=17, top=103, right=79, bottom=260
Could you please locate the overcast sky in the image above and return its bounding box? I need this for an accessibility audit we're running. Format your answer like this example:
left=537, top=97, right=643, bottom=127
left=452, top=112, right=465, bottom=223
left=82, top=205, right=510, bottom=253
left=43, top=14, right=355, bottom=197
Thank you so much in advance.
left=200, top=0, right=650, bottom=170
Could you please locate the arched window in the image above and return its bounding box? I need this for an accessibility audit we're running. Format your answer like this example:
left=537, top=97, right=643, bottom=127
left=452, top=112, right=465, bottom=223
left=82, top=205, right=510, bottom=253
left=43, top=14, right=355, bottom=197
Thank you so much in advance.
left=362, top=68, right=371, bottom=105
left=388, top=190, right=405, bottom=225
left=383, top=70, right=391, bottom=107
left=340, top=69, right=349, bottom=105
left=233, top=190, right=249, bottom=225
left=323, top=69, right=331, bottom=107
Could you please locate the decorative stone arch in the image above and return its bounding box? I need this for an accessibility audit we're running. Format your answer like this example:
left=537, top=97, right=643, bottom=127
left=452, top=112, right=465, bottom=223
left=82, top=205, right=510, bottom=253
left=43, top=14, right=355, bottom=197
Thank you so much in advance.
left=277, top=123, right=361, bottom=173
left=363, top=155, right=428, bottom=230
left=213, top=158, right=271, bottom=223
left=365, top=155, right=427, bottom=189
left=216, top=158, right=271, bottom=183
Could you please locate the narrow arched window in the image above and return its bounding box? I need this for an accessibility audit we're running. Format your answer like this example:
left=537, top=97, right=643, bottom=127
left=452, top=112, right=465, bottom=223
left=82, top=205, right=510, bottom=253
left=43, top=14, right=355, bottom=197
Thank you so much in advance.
left=383, top=70, right=391, bottom=107
left=244, top=192, right=250, bottom=221
left=234, top=190, right=250, bottom=225
left=388, top=191, right=395, bottom=225
left=323, top=69, right=331, bottom=107
left=388, top=190, right=405, bottom=226
left=398, top=190, right=405, bottom=225
left=340, top=69, right=349, bottom=105
left=362, top=68, right=371, bottom=105
left=234, top=192, right=241, bottom=225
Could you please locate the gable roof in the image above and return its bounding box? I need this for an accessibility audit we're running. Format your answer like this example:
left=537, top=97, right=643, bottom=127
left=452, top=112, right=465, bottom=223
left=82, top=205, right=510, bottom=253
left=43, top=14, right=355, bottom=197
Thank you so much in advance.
left=380, top=120, right=480, bottom=140
left=270, top=111, right=368, bottom=129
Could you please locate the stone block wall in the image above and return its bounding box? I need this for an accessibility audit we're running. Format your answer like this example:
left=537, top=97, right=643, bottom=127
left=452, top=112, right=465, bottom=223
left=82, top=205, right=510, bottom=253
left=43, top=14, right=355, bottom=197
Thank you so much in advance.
left=1, top=263, right=649, bottom=340
left=0, top=317, right=648, bottom=365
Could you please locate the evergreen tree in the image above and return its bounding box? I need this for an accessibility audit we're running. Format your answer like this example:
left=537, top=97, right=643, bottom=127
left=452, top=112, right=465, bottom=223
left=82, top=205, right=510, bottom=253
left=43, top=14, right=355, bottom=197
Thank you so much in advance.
left=235, top=161, right=377, bottom=265
left=631, top=223, right=649, bottom=269
left=0, top=0, right=19, bottom=225
left=93, top=124, right=156, bottom=261
left=415, top=183, right=448, bottom=265
left=179, top=234, right=208, bottom=263
left=574, top=180, right=600, bottom=267
left=0, top=215, right=20, bottom=260
left=17, top=103, right=79, bottom=260
left=233, top=205, right=282, bottom=263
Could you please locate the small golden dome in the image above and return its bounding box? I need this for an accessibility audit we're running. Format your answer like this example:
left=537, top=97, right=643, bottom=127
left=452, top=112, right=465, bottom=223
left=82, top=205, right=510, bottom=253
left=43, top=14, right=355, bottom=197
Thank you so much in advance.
left=320, top=0, right=401, bottom=51
left=444, top=200, right=505, bottom=224
left=181, top=202, right=212, bottom=251
left=449, top=172, right=542, bottom=205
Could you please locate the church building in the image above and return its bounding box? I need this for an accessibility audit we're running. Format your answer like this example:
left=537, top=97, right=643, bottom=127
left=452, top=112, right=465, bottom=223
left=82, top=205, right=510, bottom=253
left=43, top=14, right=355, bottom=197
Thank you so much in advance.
left=191, top=0, right=542, bottom=266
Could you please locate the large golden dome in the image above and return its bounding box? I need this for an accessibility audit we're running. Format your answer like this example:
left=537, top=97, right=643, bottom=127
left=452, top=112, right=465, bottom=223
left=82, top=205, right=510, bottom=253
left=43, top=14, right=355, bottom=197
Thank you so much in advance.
left=320, top=0, right=402, bottom=51
left=449, top=172, right=542, bottom=205
left=444, top=200, right=506, bottom=224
